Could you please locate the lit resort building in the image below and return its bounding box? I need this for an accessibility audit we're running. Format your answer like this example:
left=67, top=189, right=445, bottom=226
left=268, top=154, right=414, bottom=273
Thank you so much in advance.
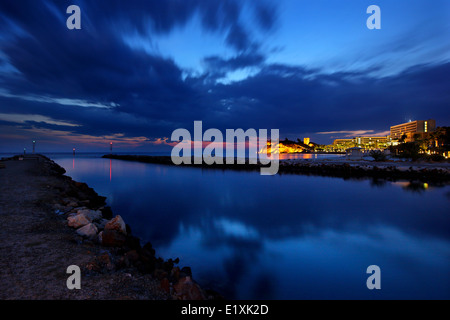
left=390, top=119, right=436, bottom=142
left=333, top=136, right=389, bottom=151
left=333, top=119, right=438, bottom=151
left=258, top=119, right=445, bottom=156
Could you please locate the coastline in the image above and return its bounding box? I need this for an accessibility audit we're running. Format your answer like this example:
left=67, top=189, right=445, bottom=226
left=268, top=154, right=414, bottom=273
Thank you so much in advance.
left=102, top=154, right=450, bottom=183
left=0, top=154, right=218, bottom=300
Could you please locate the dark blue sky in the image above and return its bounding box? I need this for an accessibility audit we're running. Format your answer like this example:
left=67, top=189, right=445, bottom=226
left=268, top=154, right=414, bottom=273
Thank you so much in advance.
left=0, top=0, right=449, bottom=152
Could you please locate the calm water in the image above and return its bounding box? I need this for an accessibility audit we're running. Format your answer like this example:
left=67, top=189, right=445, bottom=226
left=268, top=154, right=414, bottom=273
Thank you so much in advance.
left=51, top=153, right=449, bottom=300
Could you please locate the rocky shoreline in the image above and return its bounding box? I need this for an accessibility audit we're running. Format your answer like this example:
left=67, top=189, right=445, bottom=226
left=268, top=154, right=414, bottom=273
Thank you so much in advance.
left=0, top=154, right=220, bottom=300
left=278, top=158, right=450, bottom=183
left=102, top=154, right=450, bottom=183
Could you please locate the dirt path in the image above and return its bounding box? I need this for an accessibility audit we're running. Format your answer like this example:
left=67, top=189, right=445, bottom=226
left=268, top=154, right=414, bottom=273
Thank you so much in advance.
left=0, top=156, right=168, bottom=300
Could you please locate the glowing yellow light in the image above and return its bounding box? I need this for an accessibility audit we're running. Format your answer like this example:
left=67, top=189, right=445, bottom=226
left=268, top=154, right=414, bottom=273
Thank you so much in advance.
left=258, top=141, right=308, bottom=154
left=423, top=183, right=429, bottom=189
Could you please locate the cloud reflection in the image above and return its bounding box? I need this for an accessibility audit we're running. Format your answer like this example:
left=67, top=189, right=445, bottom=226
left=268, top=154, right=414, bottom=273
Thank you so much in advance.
left=53, top=156, right=450, bottom=299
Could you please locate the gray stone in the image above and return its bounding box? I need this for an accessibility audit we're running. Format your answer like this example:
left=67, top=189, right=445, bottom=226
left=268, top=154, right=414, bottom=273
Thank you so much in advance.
left=67, top=213, right=91, bottom=228
left=76, top=223, right=98, bottom=239
left=104, top=215, right=127, bottom=235
left=77, top=209, right=102, bottom=221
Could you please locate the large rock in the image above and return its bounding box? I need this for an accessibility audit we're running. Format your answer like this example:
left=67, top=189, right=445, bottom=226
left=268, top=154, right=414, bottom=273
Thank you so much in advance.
left=76, top=223, right=98, bottom=239
left=101, top=229, right=127, bottom=247
left=104, top=215, right=127, bottom=235
left=173, top=276, right=206, bottom=300
left=77, top=209, right=103, bottom=221
left=67, top=213, right=91, bottom=229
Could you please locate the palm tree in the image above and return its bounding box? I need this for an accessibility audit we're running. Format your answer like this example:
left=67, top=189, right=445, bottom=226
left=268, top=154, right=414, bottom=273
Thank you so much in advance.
left=430, top=127, right=446, bottom=147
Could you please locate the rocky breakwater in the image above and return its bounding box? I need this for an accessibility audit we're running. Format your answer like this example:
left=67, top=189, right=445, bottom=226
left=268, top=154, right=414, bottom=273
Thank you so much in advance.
left=46, top=157, right=218, bottom=300
left=279, top=159, right=450, bottom=183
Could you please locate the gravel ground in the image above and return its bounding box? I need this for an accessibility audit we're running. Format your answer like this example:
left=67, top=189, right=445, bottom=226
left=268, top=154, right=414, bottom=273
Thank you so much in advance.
left=0, top=156, right=170, bottom=300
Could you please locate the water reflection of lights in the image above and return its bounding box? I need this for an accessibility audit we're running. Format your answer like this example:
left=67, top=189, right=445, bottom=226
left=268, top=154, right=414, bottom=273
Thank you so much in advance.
left=392, top=181, right=432, bottom=192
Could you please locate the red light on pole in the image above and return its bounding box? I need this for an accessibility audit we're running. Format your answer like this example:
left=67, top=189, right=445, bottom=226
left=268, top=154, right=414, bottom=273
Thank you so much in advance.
left=110, top=142, right=113, bottom=154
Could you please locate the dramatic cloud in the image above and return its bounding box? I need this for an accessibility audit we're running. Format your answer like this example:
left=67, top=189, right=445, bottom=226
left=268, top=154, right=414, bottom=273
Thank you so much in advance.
left=203, top=53, right=265, bottom=74
left=0, top=113, right=80, bottom=127
left=317, top=130, right=392, bottom=138
left=0, top=0, right=448, bottom=151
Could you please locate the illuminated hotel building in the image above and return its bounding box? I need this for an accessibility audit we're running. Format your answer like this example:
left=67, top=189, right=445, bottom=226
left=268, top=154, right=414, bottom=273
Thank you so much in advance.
left=355, top=136, right=388, bottom=145
left=390, top=119, right=436, bottom=140
left=333, top=136, right=388, bottom=146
